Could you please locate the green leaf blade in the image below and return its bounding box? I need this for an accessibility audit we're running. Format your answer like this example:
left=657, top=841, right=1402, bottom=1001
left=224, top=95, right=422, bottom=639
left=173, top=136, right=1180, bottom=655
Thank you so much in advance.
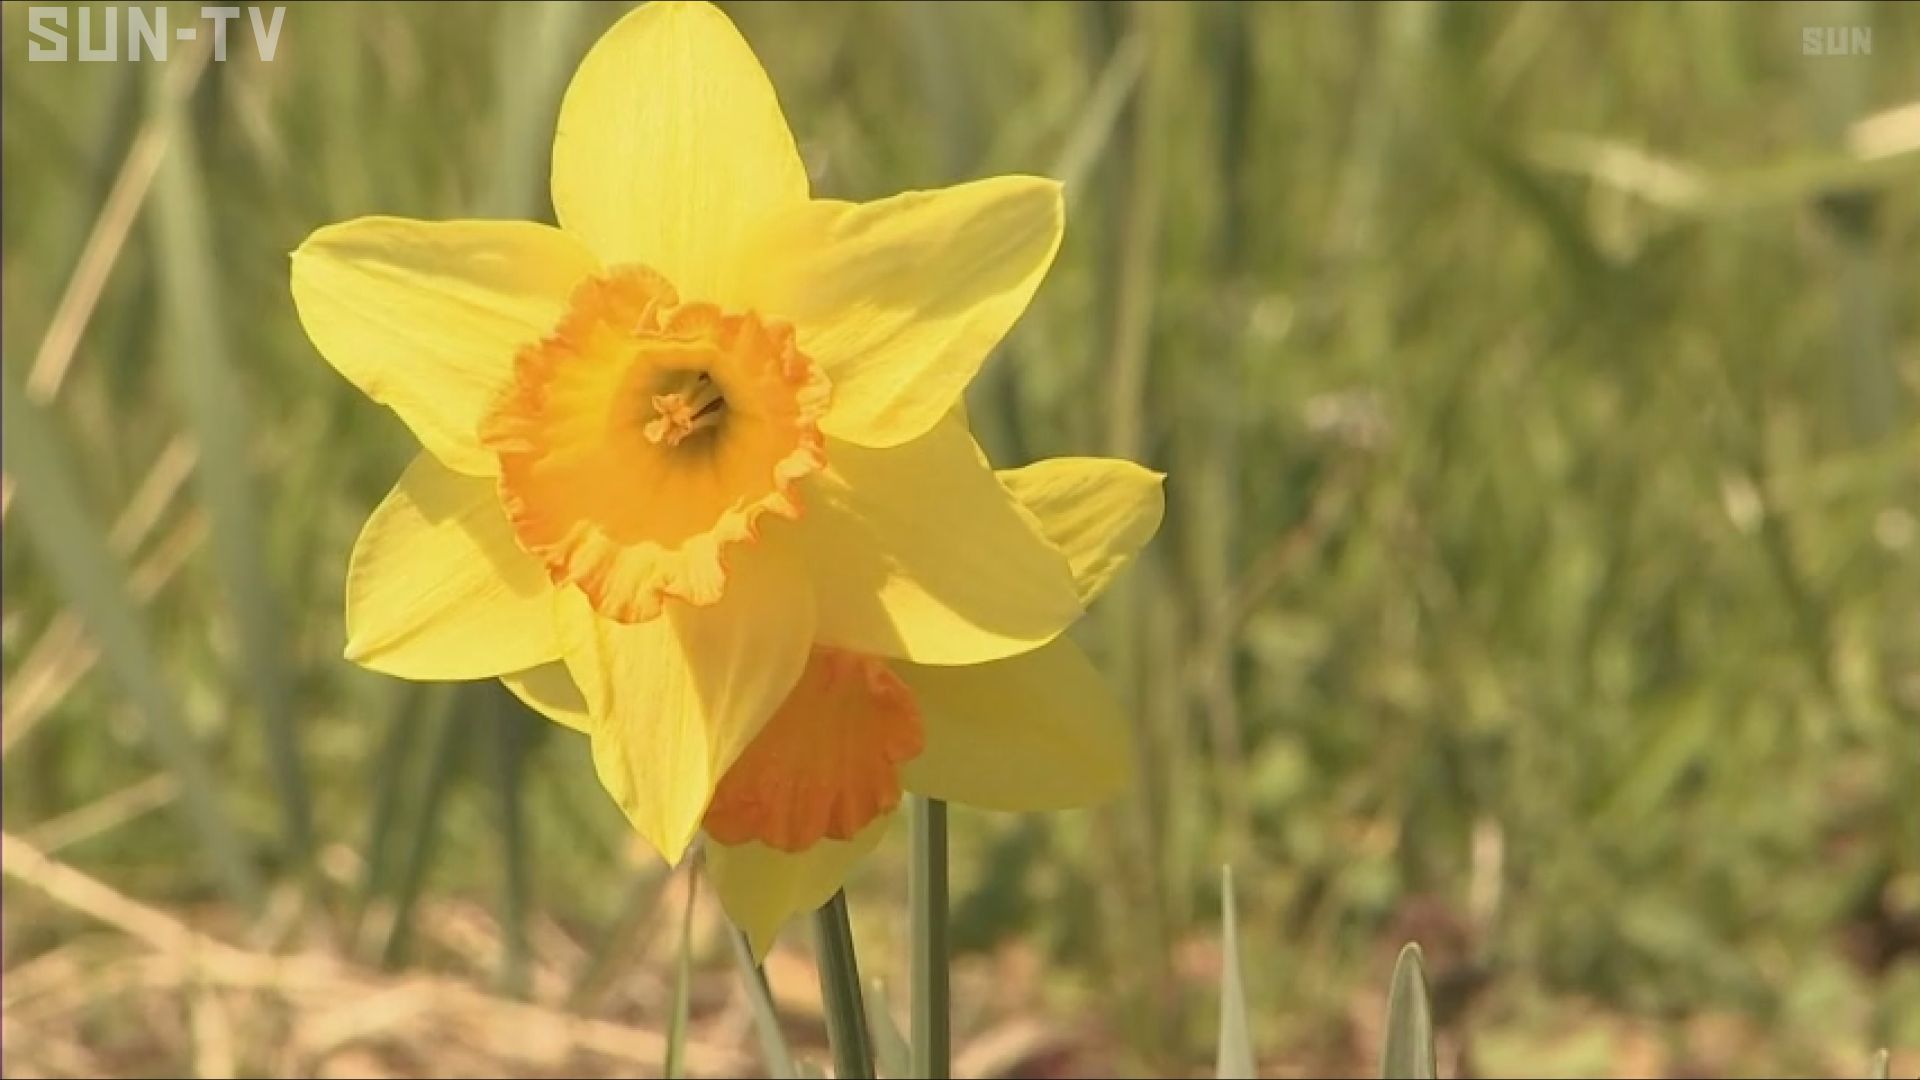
left=149, top=59, right=312, bottom=866
left=2, top=379, right=261, bottom=911
left=728, top=925, right=798, bottom=1080
left=1216, top=865, right=1255, bottom=1079
left=1381, top=943, right=1437, bottom=1080
left=866, top=978, right=911, bottom=1079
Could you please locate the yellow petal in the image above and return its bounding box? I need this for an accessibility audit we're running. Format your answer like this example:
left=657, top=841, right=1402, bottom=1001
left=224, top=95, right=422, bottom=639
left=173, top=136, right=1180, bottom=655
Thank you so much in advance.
left=550, top=0, right=807, bottom=297
left=706, top=816, right=891, bottom=961
left=997, top=458, right=1166, bottom=605
left=735, top=176, right=1064, bottom=447
left=345, top=453, right=560, bottom=680
left=561, top=543, right=815, bottom=864
left=291, top=217, right=597, bottom=476
left=795, top=418, right=1081, bottom=665
left=501, top=663, right=588, bottom=733
left=896, top=639, right=1130, bottom=811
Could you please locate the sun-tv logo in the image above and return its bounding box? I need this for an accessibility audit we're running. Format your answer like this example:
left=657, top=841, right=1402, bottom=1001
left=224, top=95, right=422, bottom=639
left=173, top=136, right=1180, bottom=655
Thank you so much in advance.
left=26, top=6, right=285, bottom=62
left=1802, top=26, right=1872, bottom=56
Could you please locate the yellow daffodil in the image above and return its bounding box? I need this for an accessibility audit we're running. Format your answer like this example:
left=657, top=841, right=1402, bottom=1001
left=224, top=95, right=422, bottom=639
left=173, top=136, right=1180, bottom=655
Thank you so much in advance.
left=508, top=456, right=1167, bottom=956
left=291, top=0, right=1118, bottom=863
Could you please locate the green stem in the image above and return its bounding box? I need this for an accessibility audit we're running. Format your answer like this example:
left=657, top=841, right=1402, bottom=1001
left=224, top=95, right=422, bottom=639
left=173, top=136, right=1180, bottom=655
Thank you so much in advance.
left=729, top=925, right=798, bottom=1079
left=351, top=683, right=429, bottom=944
left=909, top=796, right=951, bottom=1079
left=813, top=890, right=875, bottom=1080
left=488, top=690, right=531, bottom=998
left=665, top=862, right=699, bottom=1079
left=381, top=692, right=466, bottom=970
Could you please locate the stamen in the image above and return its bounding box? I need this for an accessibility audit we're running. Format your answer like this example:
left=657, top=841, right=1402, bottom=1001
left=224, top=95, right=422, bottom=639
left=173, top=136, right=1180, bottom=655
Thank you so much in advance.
left=643, top=372, right=726, bottom=447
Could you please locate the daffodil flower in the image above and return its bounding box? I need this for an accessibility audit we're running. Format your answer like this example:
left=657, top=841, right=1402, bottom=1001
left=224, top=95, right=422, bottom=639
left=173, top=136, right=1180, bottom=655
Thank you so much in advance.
left=290, top=0, right=1123, bottom=863
left=509, top=455, right=1167, bottom=956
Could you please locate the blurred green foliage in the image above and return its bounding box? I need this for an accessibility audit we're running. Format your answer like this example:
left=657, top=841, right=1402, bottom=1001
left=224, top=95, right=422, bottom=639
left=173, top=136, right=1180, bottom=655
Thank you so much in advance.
left=4, top=1, right=1919, bottom=1075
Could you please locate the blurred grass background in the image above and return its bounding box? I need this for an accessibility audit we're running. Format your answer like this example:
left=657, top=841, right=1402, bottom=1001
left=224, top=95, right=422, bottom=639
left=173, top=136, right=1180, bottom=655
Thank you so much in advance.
left=4, top=1, right=1919, bottom=1076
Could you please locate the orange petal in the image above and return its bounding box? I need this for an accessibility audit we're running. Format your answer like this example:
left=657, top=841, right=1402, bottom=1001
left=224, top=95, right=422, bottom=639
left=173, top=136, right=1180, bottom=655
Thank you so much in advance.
left=703, top=648, right=923, bottom=853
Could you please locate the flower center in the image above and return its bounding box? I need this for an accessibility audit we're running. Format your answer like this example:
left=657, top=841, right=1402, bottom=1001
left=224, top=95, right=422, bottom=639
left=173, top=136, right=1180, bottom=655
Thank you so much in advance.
left=480, top=266, right=830, bottom=623
left=644, top=373, right=726, bottom=448
left=704, top=648, right=926, bottom=853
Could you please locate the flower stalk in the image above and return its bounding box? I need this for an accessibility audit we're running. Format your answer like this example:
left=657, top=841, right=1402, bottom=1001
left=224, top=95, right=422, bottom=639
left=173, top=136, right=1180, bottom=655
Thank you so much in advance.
left=814, top=890, right=875, bottom=1079
left=909, top=795, right=951, bottom=1079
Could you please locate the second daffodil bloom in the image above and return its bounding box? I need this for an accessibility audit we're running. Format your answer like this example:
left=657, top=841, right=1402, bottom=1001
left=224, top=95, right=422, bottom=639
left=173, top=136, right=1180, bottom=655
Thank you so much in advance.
left=291, top=0, right=1157, bottom=867
left=509, top=455, right=1166, bottom=957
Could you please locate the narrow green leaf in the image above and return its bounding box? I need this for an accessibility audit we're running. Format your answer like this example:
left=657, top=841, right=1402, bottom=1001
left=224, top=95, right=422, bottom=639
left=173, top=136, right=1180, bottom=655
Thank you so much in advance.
left=1216, top=865, right=1255, bottom=1079
left=479, top=1, right=587, bottom=219
left=665, top=863, right=699, bottom=1080
left=1092, top=2, right=1183, bottom=1056
left=909, top=795, right=951, bottom=1079
left=866, top=978, right=911, bottom=1080
left=487, top=687, right=533, bottom=998
left=1467, top=132, right=1611, bottom=281
left=148, top=60, right=312, bottom=865
left=1381, top=943, right=1437, bottom=1080
left=380, top=689, right=468, bottom=969
left=1, top=375, right=262, bottom=912
left=728, top=925, right=798, bottom=1080
left=350, top=681, right=435, bottom=943
left=1869, top=1048, right=1890, bottom=1080
left=1532, top=132, right=1920, bottom=218
left=813, top=891, right=875, bottom=1080
left=1050, top=31, right=1146, bottom=198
